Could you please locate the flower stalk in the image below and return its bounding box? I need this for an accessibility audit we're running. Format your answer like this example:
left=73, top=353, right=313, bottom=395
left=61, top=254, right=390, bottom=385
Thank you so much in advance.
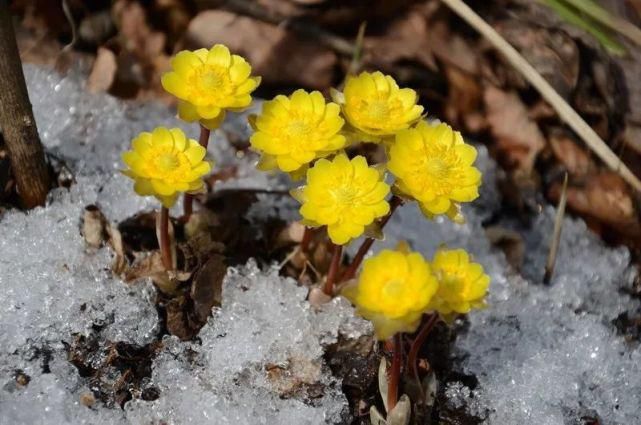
left=387, top=333, right=403, bottom=412
left=300, top=226, right=313, bottom=253
left=407, top=313, right=439, bottom=386
left=341, top=195, right=403, bottom=281
left=183, top=125, right=211, bottom=218
left=159, top=206, right=173, bottom=271
left=324, top=243, right=343, bottom=295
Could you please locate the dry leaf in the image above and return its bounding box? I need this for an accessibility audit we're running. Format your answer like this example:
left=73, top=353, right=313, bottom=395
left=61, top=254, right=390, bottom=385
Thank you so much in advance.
left=87, top=47, right=117, bottom=94
left=484, top=86, right=546, bottom=173
left=549, top=133, right=595, bottom=177
left=497, top=21, right=579, bottom=98
left=185, top=10, right=336, bottom=89
left=552, top=172, right=639, bottom=233
left=266, top=356, right=324, bottom=399
left=364, top=6, right=437, bottom=71
left=190, top=254, right=226, bottom=324
left=82, top=204, right=109, bottom=249
left=444, top=65, right=485, bottom=132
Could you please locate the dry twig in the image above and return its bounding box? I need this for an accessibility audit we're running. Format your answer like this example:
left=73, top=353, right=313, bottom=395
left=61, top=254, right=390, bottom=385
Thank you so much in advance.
left=440, top=0, right=641, bottom=192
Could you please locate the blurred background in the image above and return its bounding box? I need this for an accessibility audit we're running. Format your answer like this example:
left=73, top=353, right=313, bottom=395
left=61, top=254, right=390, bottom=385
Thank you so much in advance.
left=8, top=0, right=641, bottom=265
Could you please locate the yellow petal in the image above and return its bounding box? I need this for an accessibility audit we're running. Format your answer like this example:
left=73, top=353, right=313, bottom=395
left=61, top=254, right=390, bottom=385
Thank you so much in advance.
left=207, top=44, right=232, bottom=67
left=161, top=72, right=189, bottom=99
left=171, top=50, right=202, bottom=77
left=177, top=101, right=200, bottom=122
left=229, top=55, right=251, bottom=83
left=169, top=128, right=187, bottom=151
left=158, top=193, right=179, bottom=208
left=193, top=48, right=209, bottom=63
left=152, top=127, right=174, bottom=148
left=291, top=89, right=313, bottom=115
left=200, top=110, right=226, bottom=130
left=133, top=178, right=154, bottom=196
left=185, top=142, right=207, bottom=165
left=151, top=179, right=176, bottom=196
left=196, top=104, right=222, bottom=120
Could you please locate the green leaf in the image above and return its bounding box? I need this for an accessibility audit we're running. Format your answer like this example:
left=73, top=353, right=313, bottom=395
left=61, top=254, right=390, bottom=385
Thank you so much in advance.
left=541, top=0, right=626, bottom=55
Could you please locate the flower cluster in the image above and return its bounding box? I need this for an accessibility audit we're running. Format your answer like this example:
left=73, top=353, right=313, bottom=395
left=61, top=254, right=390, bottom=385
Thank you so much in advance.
left=428, top=248, right=490, bottom=315
left=121, top=127, right=211, bottom=207
left=343, top=247, right=437, bottom=340
left=250, top=89, right=346, bottom=175
left=161, top=44, right=261, bottom=129
left=292, top=154, right=390, bottom=245
left=344, top=246, right=490, bottom=340
left=388, top=121, right=482, bottom=223
left=331, top=71, right=424, bottom=143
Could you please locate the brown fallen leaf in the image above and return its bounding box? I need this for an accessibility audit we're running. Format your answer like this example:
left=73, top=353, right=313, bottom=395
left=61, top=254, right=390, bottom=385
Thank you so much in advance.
left=184, top=10, right=336, bottom=89
left=87, top=47, right=117, bottom=94
left=363, top=5, right=437, bottom=72
left=550, top=171, right=640, bottom=237
left=549, top=133, right=595, bottom=178
left=190, top=254, right=226, bottom=324
left=443, top=65, right=485, bottom=132
left=266, top=356, right=324, bottom=399
left=496, top=20, right=579, bottom=99
left=484, top=86, right=546, bottom=173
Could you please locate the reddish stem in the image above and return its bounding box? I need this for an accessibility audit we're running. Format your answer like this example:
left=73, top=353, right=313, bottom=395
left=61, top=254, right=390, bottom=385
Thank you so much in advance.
left=341, top=195, right=403, bottom=281
left=407, top=313, right=439, bottom=386
left=159, top=206, right=173, bottom=271
left=387, top=333, right=402, bottom=412
left=300, top=226, right=313, bottom=253
left=323, top=243, right=343, bottom=295
left=183, top=125, right=211, bottom=218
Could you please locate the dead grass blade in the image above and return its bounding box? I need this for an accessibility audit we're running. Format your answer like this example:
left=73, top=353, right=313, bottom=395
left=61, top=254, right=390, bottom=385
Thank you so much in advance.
left=544, top=173, right=568, bottom=284
left=440, top=0, right=641, bottom=192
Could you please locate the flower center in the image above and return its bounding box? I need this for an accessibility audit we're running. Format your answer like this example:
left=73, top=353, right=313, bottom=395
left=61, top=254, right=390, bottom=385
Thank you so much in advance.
left=155, top=153, right=180, bottom=173
left=367, top=101, right=389, bottom=120
left=382, top=279, right=404, bottom=298
left=286, top=120, right=310, bottom=137
left=199, top=69, right=224, bottom=90
left=426, top=158, right=449, bottom=179
left=333, top=187, right=357, bottom=204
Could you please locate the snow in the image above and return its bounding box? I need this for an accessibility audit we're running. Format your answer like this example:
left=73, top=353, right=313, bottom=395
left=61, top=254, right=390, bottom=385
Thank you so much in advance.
left=0, top=65, right=640, bottom=424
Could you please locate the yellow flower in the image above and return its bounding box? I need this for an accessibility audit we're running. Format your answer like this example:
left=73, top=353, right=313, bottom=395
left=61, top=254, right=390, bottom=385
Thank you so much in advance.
left=161, top=44, right=261, bottom=129
left=429, top=249, right=490, bottom=315
left=331, top=71, right=423, bottom=143
left=292, top=154, right=390, bottom=245
left=121, top=127, right=212, bottom=208
left=388, top=121, right=481, bottom=223
left=249, top=89, right=345, bottom=175
left=343, top=247, right=438, bottom=340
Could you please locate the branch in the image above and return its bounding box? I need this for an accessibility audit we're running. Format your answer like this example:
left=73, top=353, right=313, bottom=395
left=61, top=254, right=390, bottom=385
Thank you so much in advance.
left=0, top=0, right=50, bottom=207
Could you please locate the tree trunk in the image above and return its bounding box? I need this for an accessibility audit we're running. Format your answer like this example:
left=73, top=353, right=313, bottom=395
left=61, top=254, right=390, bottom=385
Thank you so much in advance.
left=0, top=0, right=50, bottom=208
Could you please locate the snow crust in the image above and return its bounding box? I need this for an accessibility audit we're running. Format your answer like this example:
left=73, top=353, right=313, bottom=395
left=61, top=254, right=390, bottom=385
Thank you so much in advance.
left=0, top=65, right=640, bottom=424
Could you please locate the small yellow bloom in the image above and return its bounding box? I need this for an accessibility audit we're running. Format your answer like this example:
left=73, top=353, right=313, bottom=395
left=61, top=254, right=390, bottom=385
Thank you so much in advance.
left=343, top=247, right=438, bottom=340
left=331, top=71, right=423, bottom=143
left=292, top=154, right=390, bottom=245
left=429, top=249, right=490, bottom=315
left=388, top=121, right=481, bottom=223
left=250, top=89, right=346, bottom=174
left=121, top=127, right=212, bottom=208
left=161, top=44, right=261, bottom=129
